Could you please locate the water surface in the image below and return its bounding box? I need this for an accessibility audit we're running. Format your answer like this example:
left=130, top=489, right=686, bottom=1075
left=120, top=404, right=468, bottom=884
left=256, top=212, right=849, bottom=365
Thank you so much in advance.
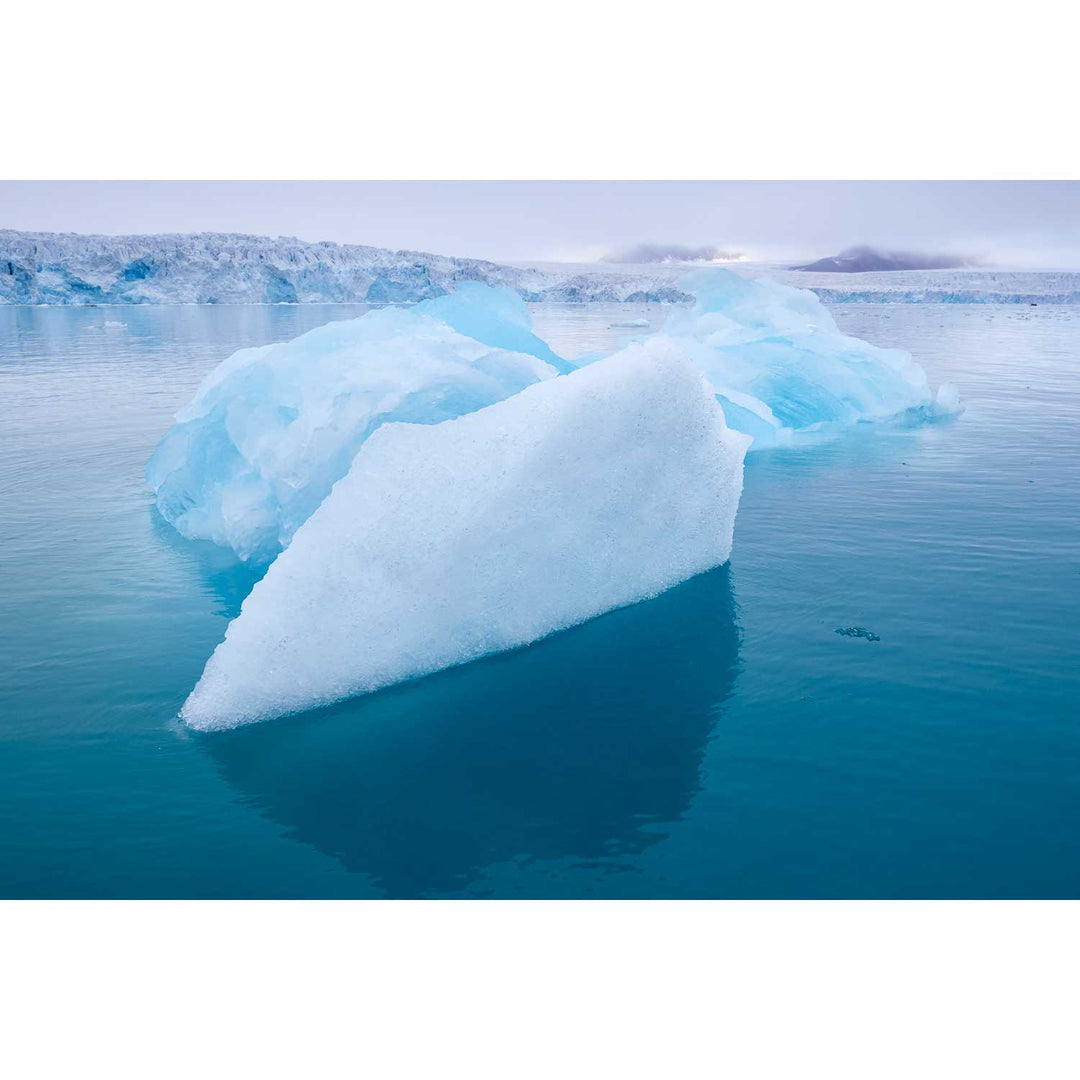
left=1, top=301, right=1077, bottom=897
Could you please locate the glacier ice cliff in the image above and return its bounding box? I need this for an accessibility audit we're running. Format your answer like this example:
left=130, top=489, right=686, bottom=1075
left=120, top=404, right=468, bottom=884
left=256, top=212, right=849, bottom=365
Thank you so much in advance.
left=6, top=229, right=1077, bottom=306
left=147, top=285, right=563, bottom=563
left=0, top=230, right=690, bottom=306
left=180, top=339, right=749, bottom=730
left=0, top=229, right=538, bottom=306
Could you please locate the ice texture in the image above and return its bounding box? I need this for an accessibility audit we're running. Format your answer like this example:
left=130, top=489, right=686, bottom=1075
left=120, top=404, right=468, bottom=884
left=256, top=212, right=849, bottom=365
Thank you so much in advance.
left=147, top=286, right=561, bottom=563
left=0, top=229, right=534, bottom=306
left=654, top=269, right=939, bottom=445
left=180, top=340, right=749, bottom=730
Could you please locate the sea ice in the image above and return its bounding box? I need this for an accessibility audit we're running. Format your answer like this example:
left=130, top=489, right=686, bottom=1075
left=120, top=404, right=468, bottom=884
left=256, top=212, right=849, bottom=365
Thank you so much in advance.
left=654, top=269, right=939, bottom=445
left=181, top=339, right=750, bottom=730
left=147, top=286, right=563, bottom=563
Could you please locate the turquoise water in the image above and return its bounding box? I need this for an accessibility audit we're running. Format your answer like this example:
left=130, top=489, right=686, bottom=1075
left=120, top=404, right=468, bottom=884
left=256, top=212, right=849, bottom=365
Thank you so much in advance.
left=1, top=302, right=1077, bottom=898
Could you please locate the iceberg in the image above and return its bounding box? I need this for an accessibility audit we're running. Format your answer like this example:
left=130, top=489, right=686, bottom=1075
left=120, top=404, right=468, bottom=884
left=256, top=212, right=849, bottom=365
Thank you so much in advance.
left=151, top=271, right=960, bottom=567
left=654, top=269, right=940, bottom=445
left=181, top=339, right=749, bottom=730
left=147, top=285, right=563, bottom=563
left=931, top=381, right=963, bottom=417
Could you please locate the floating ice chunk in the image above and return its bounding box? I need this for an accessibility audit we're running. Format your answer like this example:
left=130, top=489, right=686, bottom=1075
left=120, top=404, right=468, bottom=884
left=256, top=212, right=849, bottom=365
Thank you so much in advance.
left=931, top=382, right=963, bottom=417
left=609, top=318, right=650, bottom=328
left=657, top=269, right=938, bottom=445
left=181, top=339, right=749, bottom=730
left=147, top=286, right=562, bottom=563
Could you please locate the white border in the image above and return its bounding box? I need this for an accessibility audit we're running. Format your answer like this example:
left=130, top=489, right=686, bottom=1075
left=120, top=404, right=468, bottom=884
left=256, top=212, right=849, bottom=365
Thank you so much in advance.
left=2, top=901, right=1077, bottom=1079
left=3, top=2, right=1076, bottom=180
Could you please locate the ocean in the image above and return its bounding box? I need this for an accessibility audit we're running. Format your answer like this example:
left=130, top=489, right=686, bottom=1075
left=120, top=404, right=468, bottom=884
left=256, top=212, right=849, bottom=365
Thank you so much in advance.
left=1, top=296, right=1077, bottom=898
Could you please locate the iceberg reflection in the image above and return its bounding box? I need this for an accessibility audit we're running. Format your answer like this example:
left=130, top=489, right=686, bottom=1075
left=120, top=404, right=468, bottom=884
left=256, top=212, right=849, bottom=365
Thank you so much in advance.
left=201, top=564, right=740, bottom=897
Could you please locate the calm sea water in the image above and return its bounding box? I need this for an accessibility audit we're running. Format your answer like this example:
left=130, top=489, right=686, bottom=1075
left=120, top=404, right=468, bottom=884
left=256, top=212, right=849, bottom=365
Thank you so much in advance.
left=1, top=301, right=1077, bottom=898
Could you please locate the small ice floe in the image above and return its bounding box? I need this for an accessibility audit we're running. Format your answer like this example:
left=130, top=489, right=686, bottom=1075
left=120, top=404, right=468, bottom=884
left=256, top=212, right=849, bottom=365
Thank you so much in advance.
left=896, top=382, right=964, bottom=428
left=104, top=320, right=126, bottom=329
left=931, top=382, right=962, bottom=416
left=609, top=318, right=650, bottom=329
left=835, top=626, right=880, bottom=642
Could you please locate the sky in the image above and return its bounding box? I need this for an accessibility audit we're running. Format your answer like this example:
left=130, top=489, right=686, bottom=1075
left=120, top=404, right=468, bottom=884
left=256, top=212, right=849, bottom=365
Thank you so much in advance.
left=2, top=181, right=1077, bottom=267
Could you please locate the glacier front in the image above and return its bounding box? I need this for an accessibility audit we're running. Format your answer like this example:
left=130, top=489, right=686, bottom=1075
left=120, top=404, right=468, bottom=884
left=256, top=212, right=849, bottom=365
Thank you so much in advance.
left=181, top=340, right=750, bottom=730
left=6, top=229, right=1078, bottom=306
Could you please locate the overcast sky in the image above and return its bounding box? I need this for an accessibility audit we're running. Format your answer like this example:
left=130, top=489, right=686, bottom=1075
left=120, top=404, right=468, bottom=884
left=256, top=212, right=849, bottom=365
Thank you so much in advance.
left=2, top=181, right=1077, bottom=267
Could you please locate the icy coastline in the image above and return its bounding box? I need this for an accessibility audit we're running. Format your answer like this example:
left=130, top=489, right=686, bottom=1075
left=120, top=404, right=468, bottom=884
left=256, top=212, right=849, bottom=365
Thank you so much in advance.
left=4, top=229, right=1078, bottom=306
left=0, top=229, right=689, bottom=306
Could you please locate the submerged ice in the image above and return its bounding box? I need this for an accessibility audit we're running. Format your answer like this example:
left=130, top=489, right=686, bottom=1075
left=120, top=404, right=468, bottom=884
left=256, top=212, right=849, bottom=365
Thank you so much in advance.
left=147, top=284, right=563, bottom=563
left=181, top=341, right=750, bottom=730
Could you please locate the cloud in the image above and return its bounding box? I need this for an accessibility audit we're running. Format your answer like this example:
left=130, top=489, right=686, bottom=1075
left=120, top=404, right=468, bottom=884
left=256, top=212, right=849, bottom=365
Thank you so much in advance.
left=602, top=242, right=744, bottom=265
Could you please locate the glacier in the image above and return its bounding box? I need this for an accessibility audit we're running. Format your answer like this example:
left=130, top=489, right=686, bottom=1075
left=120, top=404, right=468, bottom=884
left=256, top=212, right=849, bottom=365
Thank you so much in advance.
left=147, top=285, right=563, bottom=563
left=0, top=229, right=689, bottom=306
left=5, top=229, right=1078, bottom=307
left=181, top=340, right=750, bottom=730
left=0, top=229, right=536, bottom=306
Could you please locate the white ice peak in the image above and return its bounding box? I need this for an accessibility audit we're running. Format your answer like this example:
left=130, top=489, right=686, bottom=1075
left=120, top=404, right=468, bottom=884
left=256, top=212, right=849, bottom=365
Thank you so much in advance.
left=181, top=340, right=749, bottom=730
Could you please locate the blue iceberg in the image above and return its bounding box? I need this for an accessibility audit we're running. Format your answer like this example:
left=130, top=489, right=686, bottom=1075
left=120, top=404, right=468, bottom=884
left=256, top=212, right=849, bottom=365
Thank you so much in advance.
left=156, top=271, right=966, bottom=727
left=147, top=285, right=563, bottom=563
left=656, top=269, right=945, bottom=445
left=150, top=272, right=959, bottom=573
